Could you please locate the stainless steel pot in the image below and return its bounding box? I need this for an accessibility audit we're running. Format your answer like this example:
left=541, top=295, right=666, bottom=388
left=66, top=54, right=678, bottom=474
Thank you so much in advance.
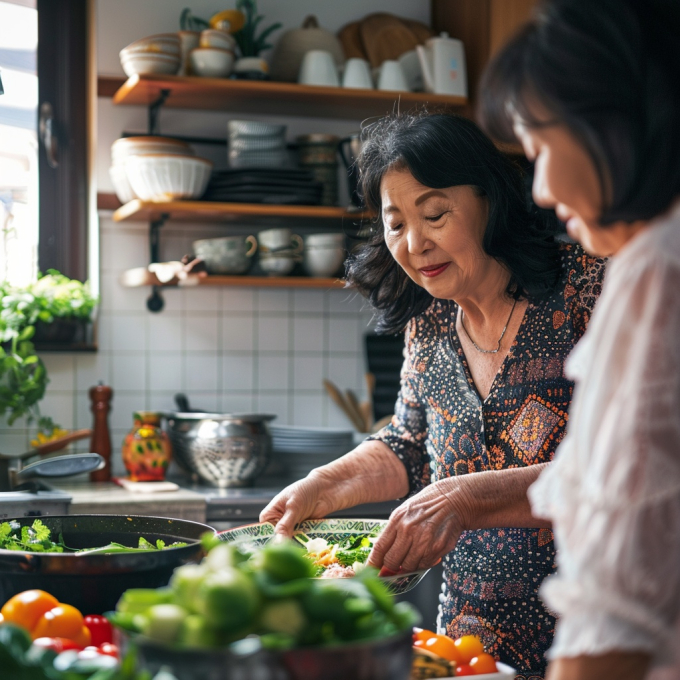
left=164, top=412, right=276, bottom=488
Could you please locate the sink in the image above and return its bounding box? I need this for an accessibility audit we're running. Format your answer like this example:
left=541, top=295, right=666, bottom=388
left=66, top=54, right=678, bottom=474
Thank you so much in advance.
left=0, top=488, right=72, bottom=519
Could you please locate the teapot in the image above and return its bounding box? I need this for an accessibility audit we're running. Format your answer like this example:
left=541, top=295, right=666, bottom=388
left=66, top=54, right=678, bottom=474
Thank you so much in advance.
left=416, top=32, right=467, bottom=98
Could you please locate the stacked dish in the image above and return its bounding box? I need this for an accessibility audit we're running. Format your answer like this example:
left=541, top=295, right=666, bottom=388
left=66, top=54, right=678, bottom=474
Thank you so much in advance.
left=119, top=34, right=181, bottom=77
left=109, top=136, right=202, bottom=204
left=228, top=120, right=289, bottom=168
left=304, top=233, right=346, bottom=277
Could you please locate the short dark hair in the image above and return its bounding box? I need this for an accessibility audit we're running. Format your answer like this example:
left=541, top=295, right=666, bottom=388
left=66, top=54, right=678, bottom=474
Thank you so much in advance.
left=478, top=0, right=680, bottom=225
left=345, top=112, right=561, bottom=335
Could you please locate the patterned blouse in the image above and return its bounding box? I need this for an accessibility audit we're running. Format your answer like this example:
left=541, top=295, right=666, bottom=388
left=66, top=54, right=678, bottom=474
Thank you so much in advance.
left=371, top=244, right=606, bottom=679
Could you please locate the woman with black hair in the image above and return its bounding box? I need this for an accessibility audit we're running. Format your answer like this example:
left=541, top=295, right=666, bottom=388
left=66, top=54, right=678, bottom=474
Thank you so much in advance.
left=479, top=1, right=680, bottom=679
left=262, top=111, right=604, bottom=677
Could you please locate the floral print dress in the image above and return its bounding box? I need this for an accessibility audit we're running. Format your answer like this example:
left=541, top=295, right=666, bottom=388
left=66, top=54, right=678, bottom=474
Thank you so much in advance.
left=370, top=244, right=606, bottom=679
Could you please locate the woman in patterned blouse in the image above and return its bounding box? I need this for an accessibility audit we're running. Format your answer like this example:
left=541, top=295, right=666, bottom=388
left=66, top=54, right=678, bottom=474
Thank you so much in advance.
left=261, top=112, right=605, bottom=679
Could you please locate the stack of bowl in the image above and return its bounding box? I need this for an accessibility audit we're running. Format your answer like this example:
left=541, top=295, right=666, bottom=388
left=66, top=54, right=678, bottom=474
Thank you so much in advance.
left=228, top=120, right=288, bottom=168
left=258, top=228, right=303, bottom=276
left=109, top=136, right=213, bottom=204
left=190, top=28, right=237, bottom=78
left=119, top=34, right=181, bottom=77
left=304, top=233, right=346, bottom=277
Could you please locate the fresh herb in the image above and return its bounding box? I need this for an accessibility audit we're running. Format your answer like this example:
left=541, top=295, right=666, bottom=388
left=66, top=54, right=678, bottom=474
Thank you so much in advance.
left=233, top=0, right=281, bottom=57
left=0, top=519, right=186, bottom=554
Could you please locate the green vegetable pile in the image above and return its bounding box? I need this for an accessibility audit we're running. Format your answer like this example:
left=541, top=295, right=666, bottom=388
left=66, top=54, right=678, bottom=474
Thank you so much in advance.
left=294, top=530, right=379, bottom=575
left=0, top=519, right=187, bottom=555
left=109, top=536, right=418, bottom=651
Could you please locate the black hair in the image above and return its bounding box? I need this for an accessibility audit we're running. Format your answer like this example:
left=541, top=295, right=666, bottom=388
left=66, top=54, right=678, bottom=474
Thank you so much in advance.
left=345, top=112, right=561, bottom=335
left=479, top=0, right=680, bottom=225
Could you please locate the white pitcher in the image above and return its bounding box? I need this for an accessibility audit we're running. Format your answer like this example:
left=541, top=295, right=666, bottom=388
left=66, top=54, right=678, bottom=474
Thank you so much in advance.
left=416, top=32, right=468, bottom=98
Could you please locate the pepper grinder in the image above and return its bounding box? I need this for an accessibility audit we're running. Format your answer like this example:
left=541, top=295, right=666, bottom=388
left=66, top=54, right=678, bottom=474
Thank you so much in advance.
left=89, top=382, right=113, bottom=482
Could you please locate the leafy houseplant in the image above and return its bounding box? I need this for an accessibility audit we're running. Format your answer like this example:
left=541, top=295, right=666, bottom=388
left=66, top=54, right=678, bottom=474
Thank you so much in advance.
left=0, top=270, right=97, bottom=426
left=233, top=0, right=281, bottom=57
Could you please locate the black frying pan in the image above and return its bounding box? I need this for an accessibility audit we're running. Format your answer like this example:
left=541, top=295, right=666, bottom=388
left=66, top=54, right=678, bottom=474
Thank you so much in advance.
left=0, top=515, right=214, bottom=614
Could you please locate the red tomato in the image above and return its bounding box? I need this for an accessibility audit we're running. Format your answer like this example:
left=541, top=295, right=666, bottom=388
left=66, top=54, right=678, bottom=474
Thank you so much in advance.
left=455, top=664, right=475, bottom=676
left=470, top=653, right=498, bottom=675
left=0, top=590, right=59, bottom=632
left=97, top=642, right=119, bottom=658
left=412, top=627, right=437, bottom=643
left=83, top=615, right=113, bottom=646
left=453, top=635, right=485, bottom=663
left=423, top=635, right=464, bottom=664
left=32, top=637, right=84, bottom=654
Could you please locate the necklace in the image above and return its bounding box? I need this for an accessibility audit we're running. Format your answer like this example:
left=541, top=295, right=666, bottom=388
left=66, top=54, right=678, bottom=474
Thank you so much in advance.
left=458, top=298, right=518, bottom=354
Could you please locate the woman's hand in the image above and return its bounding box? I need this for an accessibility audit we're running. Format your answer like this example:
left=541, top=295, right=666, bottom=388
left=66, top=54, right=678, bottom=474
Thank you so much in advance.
left=367, top=477, right=470, bottom=573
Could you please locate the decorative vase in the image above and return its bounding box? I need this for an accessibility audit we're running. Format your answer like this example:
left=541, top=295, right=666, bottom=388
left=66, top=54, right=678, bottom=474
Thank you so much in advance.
left=121, top=412, right=172, bottom=481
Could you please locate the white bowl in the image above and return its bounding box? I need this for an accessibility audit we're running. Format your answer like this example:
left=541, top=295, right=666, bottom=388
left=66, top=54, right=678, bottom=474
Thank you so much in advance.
left=199, top=28, right=236, bottom=51
left=111, top=136, right=194, bottom=163
left=440, top=661, right=516, bottom=679
left=305, top=233, right=344, bottom=247
left=259, top=253, right=297, bottom=276
left=304, top=246, right=345, bottom=277
left=124, top=154, right=213, bottom=201
left=122, top=33, right=181, bottom=57
left=228, top=120, right=287, bottom=138
left=109, top=164, right=138, bottom=204
left=120, top=52, right=180, bottom=77
left=190, top=47, right=234, bottom=78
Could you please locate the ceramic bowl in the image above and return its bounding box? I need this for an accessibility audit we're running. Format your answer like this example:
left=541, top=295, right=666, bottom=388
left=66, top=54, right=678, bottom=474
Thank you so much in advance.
left=259, top=252, right=297, bottom=276
left=109, top=164, right=137, bottom=204
left=228, top=120, right=286, bottom=138
left=190, top=47, right=235, bottom=78
left=228, top=148, right=289, bottom=168
left=111, top=136, right=194, bottom=163
left=218, top=518, right=430, bottom=595
left=199, top=28, right=236, bottom=51
left=123, top=33, right=181, bottom=56
left=304, top=245, right=345, bottom=277
left=305, top=232, right=344, bottom=248
left=120, top=51, right=180, bottom=77
left=124, top=154, right=213, bottom=201
left=193, top=235, right=258, bottom=275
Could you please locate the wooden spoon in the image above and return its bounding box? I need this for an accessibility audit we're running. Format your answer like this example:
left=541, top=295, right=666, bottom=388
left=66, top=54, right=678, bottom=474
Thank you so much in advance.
left=34, top=429, right=93, bottom=457
left=323, top=379, right=365, bottom=432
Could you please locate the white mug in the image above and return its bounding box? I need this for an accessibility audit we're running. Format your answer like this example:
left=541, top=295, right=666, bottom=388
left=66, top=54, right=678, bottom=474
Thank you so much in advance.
left=258, top=228, right=303, bottom=253
left=377, top=60, right=409, bottom=92
left=298, top=50, right=340, bottom=87
left=342, top=58, right=373, bottom=89
left=398, top=49, right=424, bottom=92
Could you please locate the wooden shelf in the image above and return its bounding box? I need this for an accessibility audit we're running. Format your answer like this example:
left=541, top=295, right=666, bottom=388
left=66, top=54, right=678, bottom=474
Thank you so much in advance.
left=112, top=198, right=371, bottom=225
left=98, top=74, right=468, bottom=120
left=121, top=267, right=346, bottom=290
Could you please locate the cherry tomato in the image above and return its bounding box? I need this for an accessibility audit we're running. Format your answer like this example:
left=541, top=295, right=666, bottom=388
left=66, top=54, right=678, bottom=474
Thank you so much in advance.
left=455, top=664, right=475, bottom=676
left=470, top=653, right=498, bottom=674
left=453, top=635, right=485, bottom=663
left=32, top=637, right=84, bottom=654
left=83, top=615, right=113, bottom=646
left=97, top=642, right=119, bottom=658
left=423, top=634, right=464, bottom=664
left=32, top=604, right=85, bottom=641
left=413, top=627, right=437, bottom=643
left=0, top=590, right=59, bottom=632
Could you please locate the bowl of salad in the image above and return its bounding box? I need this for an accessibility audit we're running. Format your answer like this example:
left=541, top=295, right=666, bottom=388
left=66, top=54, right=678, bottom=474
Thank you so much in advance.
left=218, top=518, right=430, bottom=595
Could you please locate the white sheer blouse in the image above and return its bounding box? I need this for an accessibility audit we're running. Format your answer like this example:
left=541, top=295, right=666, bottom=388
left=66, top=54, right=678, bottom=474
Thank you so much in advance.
left=529, top=204, right=680, bottom=678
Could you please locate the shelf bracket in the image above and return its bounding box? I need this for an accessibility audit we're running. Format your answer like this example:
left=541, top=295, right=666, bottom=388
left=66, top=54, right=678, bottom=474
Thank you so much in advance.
left=147, top=214, right=169, bottom=313
left=148, top=88, right=171, bottom=136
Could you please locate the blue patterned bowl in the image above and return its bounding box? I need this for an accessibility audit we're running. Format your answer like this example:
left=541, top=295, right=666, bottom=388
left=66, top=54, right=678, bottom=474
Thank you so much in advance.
left=218, top=518, right=430, bottom=595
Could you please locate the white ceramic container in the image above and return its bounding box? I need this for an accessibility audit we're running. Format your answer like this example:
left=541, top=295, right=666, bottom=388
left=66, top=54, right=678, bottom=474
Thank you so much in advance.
left=124, top=154, right=213, bottom=201
left=190, top=47, right=235, bottom=78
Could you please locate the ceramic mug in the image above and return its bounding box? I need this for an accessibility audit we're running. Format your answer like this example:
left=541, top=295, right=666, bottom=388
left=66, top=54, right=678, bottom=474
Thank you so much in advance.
left=298, top=50, right=339, bottom=87
left=304, top=245, right=345, bottom=277
left=258, top=228, right=303, bottom=254
left=377, top=60, right=409, bottom=92
left=342, top=58, right=373, bottom=89
left=193, top=235, right=257, bottom=274
left=199, top=28, right=236, bottom=51
left=177, top=30, right=200, bottom=76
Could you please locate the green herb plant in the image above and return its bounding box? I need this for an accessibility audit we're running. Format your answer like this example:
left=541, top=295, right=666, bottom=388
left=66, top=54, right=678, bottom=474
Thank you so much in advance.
left=233, top=0, right=281, bottom=57
left=179, top=8, right=210, bottom=31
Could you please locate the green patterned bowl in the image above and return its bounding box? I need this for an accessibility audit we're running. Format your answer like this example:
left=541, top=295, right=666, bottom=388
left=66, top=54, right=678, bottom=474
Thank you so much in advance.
left=218, top=518, right=430, bottom=595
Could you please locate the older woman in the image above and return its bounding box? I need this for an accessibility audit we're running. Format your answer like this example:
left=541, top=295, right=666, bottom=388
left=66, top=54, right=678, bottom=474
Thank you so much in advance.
left=262, top=113, right=605, bottom=678
left=479, top=1, right=680, bottom=679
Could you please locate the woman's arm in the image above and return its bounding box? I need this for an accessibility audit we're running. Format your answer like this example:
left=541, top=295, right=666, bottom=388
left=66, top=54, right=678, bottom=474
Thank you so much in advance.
left=368, top=463, right=551, bottom=573
left=260, top=439, right=409, bottom=536
left=547, top=652, right=650, bottom=680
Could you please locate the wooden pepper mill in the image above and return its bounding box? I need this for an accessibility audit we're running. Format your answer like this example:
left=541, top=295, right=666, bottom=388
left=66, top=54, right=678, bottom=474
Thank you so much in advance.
left=89, top=382, right=113, bottom=482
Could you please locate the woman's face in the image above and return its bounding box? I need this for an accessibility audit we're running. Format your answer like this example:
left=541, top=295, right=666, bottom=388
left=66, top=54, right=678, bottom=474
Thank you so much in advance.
left=512, top=116, right=631, bottom=257
left=380, top=168, right=491, bottom=300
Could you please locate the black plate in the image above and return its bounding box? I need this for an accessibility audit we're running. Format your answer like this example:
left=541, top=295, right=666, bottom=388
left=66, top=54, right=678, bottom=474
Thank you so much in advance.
left=0, top=515, right=213, bottom=613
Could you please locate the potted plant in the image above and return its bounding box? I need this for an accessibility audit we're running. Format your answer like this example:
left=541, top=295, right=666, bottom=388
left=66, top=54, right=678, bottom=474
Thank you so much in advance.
left=0, top=270, right=97, bottom=427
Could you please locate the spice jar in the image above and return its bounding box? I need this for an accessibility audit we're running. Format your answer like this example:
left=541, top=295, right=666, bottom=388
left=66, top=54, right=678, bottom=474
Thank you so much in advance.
left=121, top=411, right=172, bottom=481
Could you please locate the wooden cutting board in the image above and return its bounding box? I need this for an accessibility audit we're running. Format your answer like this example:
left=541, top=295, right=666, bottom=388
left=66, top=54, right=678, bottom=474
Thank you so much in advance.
left=401, top=18, right=435, bottom=45
left=338, top=21, right=368, bottom=60
left=359, top=13, right=421, bottom=67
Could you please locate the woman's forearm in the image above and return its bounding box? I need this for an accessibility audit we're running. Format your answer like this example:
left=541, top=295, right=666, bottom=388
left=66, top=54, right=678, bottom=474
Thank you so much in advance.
left=451, top=463, right=552, bottom=530
left=547, top=653, right=650, bottom=680
left=309, top=439, right=410, bottom=512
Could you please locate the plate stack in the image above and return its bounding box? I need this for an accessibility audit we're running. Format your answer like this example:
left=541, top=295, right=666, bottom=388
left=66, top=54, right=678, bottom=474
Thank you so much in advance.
left=228, top=120, right=289, bottom=168
left=271, top=426, right=355, bottom=479
left=202, top=168, right=323, bottom=205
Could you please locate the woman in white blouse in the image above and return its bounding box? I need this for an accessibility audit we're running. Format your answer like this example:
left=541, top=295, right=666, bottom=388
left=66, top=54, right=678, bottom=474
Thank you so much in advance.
left=479, top=0, right=680, bottom=679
